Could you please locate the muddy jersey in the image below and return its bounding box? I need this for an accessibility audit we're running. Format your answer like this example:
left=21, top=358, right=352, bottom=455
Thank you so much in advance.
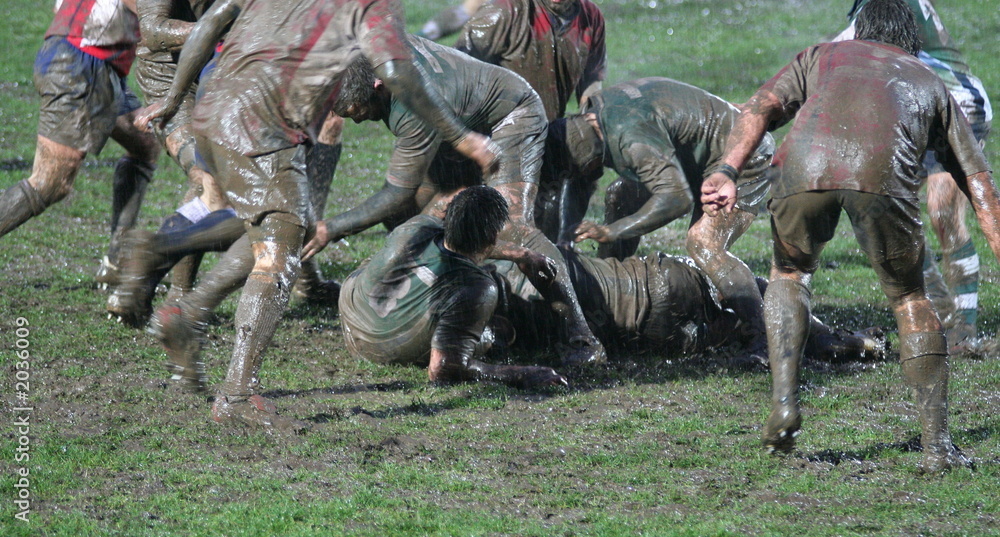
left=192, top=0, right=410, bottom=156
left=136, top=0, right=215, bottom=64
left=762, top=40, right=990, bottom=200
left=835, top=0, right=991, bottom=126
left=384, top=37, right=541, bottom=189
left=588, top=77, right=774, bottom=199
left=46, top=0, right=141, bottom=75
left=339, top=215, right=499, bottom=365
left=500, top=250, right=722, bottom=354
left=455, top=0, right=606, bottom=120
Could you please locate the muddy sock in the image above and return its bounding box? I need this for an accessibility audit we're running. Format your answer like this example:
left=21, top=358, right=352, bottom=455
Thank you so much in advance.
left=179, top=235, right=255, bottom=329
left=220, top=269, right=295, bottom=396
left=0, top=180, right=48, bottom=238
left=158, top=212, right=194, bottom=234
left=306, top=142, right=341, bottom=218
left=762, top=278, right=811, bottom=450
left=154, top=209, right=243, bottom=258
left=942, top=239, right=978, bottom=332
left=220, top=221, right=304, bottom=397
left=898, top=332, right=953, bottom=471
left=922, top=245, right=957, bottom=326
left=108, top=158, right=155, bottom=261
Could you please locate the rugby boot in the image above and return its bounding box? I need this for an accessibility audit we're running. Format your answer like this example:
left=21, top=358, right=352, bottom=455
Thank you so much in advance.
left=211, top=394, right=310, bottom=433
left=106, top=230, right=169, bottom=327
left=149, top=304, right=207, bottom=392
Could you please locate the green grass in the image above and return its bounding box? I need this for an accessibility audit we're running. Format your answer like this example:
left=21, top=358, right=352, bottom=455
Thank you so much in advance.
left=2, top=0, right=1000, bottom=535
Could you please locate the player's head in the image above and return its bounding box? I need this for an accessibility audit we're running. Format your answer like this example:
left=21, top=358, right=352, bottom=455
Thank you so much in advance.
left=854, top=0, right=920, bottom=56
left=333, top=56, right=387, bottom=122
left=444, top=186, right=509, bottom=257
left=546, top=114, right=604, bottom=179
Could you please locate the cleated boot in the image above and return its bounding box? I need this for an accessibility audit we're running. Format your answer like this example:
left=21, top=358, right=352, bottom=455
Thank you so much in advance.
left=107, top=231, right=166, bottom=327
left=149, top=305, right=207, bottom=392
left=211, top=394, right=310, bottom=433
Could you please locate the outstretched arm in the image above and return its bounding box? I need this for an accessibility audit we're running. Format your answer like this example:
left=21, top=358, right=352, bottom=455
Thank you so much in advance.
left=134, top=0, right=242, bottom=130
left=301, top=183, right=415, bottom=260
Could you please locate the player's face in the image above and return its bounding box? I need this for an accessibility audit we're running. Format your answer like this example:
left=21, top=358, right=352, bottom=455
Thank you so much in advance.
left=343, top=95, right=385, bottom=124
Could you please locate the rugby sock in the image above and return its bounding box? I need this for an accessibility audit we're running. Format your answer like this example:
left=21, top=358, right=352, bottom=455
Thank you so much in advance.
left=108, top=158, right=154, bottom=262
left=921, top=246, right=956, bottom=325
left=221, top=268, right=297, bottom=396
left=153, top=209, right=243, bottom=257
left=180, top=235, right=254, bottom=329
left=514, top=225, right=606, bottom=364
left=0, top=180, right=47, bottom=238
left=762, top=278, right=810, bottom=450
left=942, top=239, right=978, bottom=331
left=898, top=332, right=952, bottom=472
left=306, top=142, right=341, bottom=219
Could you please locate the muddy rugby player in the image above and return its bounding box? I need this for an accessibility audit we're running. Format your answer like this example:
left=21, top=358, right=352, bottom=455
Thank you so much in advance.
left=133, top=0, right=499, bottom=430
left=701, top=0, right=1000, bottom=473
left=0, top=0, right=159, bottom=282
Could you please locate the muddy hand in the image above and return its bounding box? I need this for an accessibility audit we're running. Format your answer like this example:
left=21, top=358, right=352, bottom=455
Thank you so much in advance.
left=302, top=220, right=331, bottom=261
left=455, top=132, right=500, bottom=176
left=134, top=100, right=175, bottom=132
left=518, top=251, right=558, bottom=288
left=573, top=220, right=612, bottom=244
left=700, top=173, right=737, bottom=217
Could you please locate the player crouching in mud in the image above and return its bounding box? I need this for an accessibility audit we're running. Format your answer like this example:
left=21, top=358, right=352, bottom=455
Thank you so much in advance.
left=338, top=186, right=569, bottom=389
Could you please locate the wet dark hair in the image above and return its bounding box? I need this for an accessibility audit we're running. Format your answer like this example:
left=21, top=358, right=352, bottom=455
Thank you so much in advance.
left=854, top=0, right=921, bottom=56
left=332, top=55, right=379, bottom=117
left=444, top=186, right=509, bottom=257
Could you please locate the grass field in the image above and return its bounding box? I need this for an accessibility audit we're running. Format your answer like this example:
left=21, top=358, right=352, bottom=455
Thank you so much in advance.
left=2, top=0, right=999, bottom=535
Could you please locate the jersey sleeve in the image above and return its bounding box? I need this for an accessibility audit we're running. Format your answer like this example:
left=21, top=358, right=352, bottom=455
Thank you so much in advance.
left=614, top=128, right=689, bottom=196
left=576, top=4, right=607, bottom=102
left=757, top=46, right=818, bottom=131
left=454, top=1, right=511, bottom=64
left=385, top=105, right=442, bottom=189
left=931, top=92, right=992, bottom=179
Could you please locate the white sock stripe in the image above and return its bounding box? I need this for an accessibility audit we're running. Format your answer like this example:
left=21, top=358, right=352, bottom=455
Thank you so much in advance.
left=955, top=293, right=978, bottom=310
left=951, top=254, right=980, bottom=276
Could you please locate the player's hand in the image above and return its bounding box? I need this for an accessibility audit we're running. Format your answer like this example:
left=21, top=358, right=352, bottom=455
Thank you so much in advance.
left=301, top=220, right=332, bottom=261
left=701, top=173, right=737, bottom=217
left=134, top=99, right=178, bottom=132
left=573, top=221, right=613, bottom=243
left=517, top=251, right=558, bottom=288
left=454, top=132, right=500, bottom=177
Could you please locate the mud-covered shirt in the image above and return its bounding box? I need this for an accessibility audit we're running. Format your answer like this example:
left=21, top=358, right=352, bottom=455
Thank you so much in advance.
left=192, top=0, right=410, bottom=156
left=384, top=37, right=540, bottom=189
left=588, top=77, right=774, bottom=199
left=762, top=40, right=990, bottom=199
left=339, top=215, right=498, bottom=365
left=136, top=0, right=215, bottom=65
left=455, top=0, right=606, bottom=121
left=834, top=0, right=991, bottom=125
left=501, top=250, right=722, bottom=354
left=46, top=0, right=141, bottom=75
